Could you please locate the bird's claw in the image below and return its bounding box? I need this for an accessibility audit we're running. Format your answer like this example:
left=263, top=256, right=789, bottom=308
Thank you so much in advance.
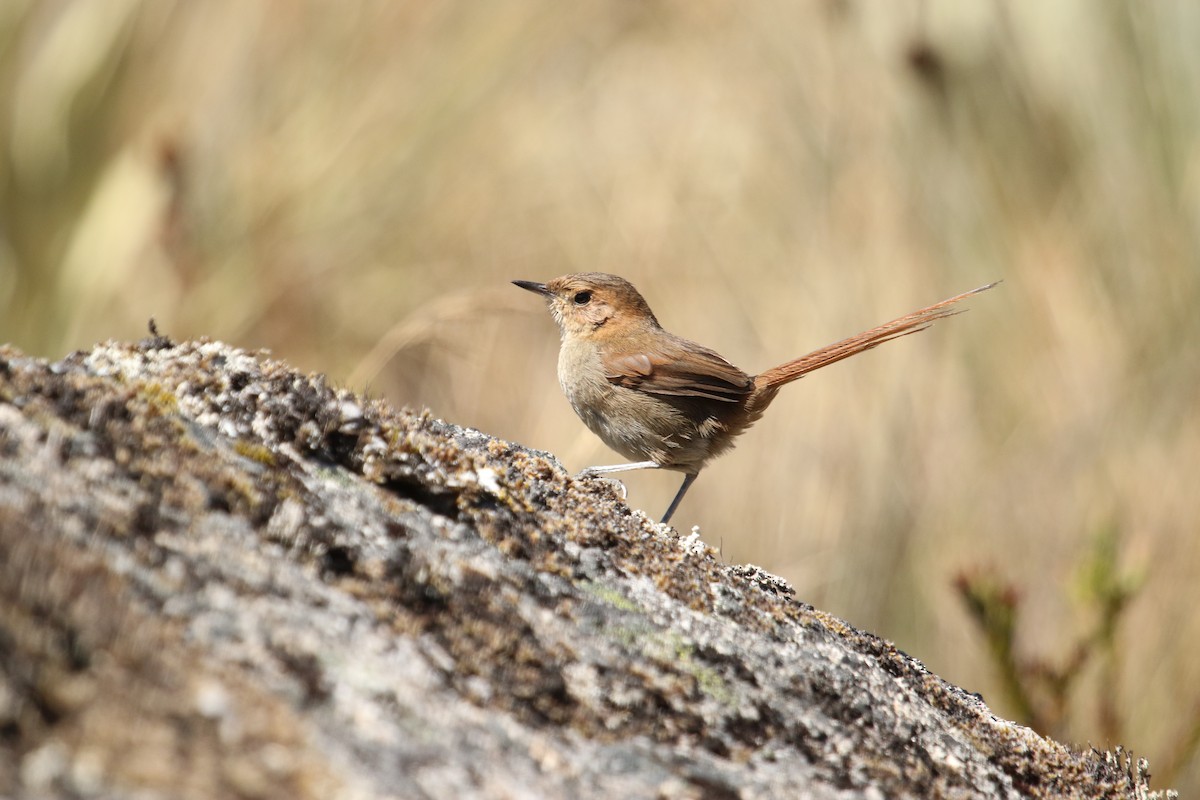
left=573, top=469, right=628, bottom=499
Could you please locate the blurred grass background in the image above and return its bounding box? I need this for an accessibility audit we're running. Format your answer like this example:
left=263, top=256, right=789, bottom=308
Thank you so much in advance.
left=2, top=0, right=1199, bottom=790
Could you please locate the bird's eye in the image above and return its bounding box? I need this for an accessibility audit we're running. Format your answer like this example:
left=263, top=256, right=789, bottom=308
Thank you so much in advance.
left=572, top=290, right=592, bottom=305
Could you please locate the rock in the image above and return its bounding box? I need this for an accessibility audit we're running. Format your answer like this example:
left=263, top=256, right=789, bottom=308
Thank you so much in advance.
left=0, top=338, right=1174, bottom=799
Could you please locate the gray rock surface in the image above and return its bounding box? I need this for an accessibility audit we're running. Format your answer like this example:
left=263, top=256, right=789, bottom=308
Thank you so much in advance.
left=0, top=336, right=1174, bottom=799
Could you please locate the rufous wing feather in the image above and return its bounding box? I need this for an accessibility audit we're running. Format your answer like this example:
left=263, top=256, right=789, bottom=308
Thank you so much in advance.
left=603, top=335, right=753, bottom=404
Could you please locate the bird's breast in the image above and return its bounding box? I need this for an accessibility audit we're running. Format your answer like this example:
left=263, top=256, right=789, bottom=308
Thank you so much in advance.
left=555, top=339, right=720, bottom=471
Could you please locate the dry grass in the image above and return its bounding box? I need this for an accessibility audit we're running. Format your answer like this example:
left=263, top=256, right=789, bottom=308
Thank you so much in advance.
left=3, top=1, right=1199, bottom=791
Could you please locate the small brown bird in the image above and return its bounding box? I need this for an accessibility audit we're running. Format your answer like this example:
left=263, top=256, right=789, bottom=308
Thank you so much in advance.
left=514, top=273, right=996, bottom=524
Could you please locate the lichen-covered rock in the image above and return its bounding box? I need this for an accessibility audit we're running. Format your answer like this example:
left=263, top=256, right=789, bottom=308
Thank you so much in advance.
left=0, top=337, right=1174, bottom=799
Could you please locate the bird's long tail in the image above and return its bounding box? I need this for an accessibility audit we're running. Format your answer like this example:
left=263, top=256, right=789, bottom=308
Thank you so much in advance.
left=752, top=281, right=999, bottom=397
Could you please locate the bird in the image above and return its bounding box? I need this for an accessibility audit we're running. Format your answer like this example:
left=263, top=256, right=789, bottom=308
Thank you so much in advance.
left=514, top=273, right=996, bottom=524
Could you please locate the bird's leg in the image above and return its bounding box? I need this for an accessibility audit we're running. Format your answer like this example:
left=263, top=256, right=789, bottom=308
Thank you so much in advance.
left=575, top=462, right=696, bottom=525
left=575, top=461, right=659, bottom=503
left=576, top=461, right=660, bottom=478
left=660, top=473, right=698, bottom=525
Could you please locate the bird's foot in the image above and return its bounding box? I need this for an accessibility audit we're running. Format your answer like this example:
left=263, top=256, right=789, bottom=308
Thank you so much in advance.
left=574, top=469, right=628, bottom=498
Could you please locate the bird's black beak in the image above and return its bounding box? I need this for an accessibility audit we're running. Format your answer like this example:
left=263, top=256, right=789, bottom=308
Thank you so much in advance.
left=512, top=280, right=552, bottom=297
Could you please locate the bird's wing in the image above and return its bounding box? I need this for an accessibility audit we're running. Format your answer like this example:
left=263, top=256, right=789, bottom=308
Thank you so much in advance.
left=602, top=336, right=753, bottom=403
